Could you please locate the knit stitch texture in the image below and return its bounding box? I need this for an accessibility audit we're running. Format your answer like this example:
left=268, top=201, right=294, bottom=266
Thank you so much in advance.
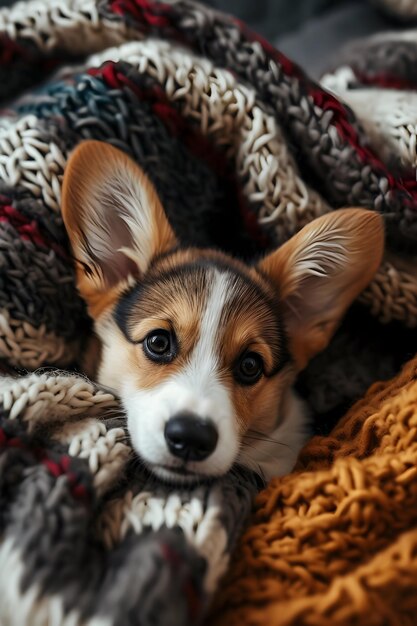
left=210, top=355, right=417, bottom=626
left=0, top=1, right=417, bottom=625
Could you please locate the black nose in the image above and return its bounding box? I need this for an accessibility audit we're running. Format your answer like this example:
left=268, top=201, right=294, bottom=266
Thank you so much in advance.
left=164, top=413, right=218, bottom=461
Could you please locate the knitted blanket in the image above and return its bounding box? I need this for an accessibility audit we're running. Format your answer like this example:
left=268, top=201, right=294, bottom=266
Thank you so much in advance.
left=0, top=1, right=417, bottom=625
left=210, top=354, right=417, bottom=626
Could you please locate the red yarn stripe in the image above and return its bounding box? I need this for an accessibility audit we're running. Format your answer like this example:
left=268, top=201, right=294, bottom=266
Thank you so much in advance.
left=235, top=22, right=417, bottom=205
left=354, top=70, right=417, bottom=91
left=308, top=85, right=417, bottom=198
left=89, top=63, right=270, bottom=248
left=0, top=427, right=89, bottom=502
left=109, top=0, right=172, bottom=28
left=0, top=199, right=69, bottom=259
left=233, top=17, right=300, bottom=78
left=42, top=455, right=89, bottom=500
left=161, top=544, right=203, bottom=622
left=0, top=33, right=62, bottom=73
left=0, top=34, right=30, bottom=65
left=236, top=22, right=417, bottom=200
left=106, top=1, right=417, bottom=204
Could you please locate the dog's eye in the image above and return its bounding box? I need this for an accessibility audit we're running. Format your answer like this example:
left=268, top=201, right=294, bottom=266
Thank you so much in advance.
left=144, top=329, right=174, bottom=363
left=235, top=352, right=263, bottom=385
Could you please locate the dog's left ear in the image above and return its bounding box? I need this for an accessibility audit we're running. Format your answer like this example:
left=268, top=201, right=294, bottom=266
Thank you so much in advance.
left=62, top=140, right=177, bottom=319
left=258, top=209, right=384, bottom=370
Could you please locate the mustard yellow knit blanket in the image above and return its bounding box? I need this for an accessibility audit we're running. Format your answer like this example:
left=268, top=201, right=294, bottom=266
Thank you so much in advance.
left=211, top=356, right=417, bottom=625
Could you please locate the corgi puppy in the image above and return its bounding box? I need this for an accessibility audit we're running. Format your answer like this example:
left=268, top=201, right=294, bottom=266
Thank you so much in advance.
left=62, top=141, right=384, bottom=483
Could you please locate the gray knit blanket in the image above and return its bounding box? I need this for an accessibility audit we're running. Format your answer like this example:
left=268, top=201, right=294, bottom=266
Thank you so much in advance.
left=1, top=0, right=417, bottom=624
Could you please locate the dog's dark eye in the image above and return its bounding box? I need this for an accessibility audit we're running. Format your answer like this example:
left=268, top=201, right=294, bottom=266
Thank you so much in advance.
left=235, top=352, right=263, bottom=385
left=144, top=329, right=174, bottom=363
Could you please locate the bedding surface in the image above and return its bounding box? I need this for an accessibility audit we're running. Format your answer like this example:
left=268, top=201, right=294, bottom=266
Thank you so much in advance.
left=0, top=1, right=416, bottom=624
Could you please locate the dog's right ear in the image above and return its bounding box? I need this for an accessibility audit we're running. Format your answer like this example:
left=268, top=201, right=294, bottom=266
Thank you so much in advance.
left=257, top=208, right=384, bottom=371
left=62, top=141, right=177, bottom=319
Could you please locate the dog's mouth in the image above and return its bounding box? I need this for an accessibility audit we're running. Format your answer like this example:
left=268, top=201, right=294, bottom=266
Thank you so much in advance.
left=160, top=464, right=194, bottom=476
left=151, top=462, right=211, bottom=485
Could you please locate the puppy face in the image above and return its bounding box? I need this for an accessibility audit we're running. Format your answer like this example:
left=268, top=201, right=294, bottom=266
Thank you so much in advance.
left=96, top=250, right=290, bottom=480
left=62, top=141, right=384, bottom=483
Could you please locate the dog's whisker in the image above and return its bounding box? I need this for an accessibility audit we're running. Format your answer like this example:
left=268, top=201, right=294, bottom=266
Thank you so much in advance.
left=235, top=451, right=266, bottom=482
left=63, top=141, right=381, bottom=488
left=243, top=434, right=294, bottom=453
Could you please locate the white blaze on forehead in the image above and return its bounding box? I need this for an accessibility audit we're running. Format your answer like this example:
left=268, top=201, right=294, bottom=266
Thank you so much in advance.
left=122, top=268, right=241, bottom=478
left=180, top=269, right=231, bottom=394
left=165, top=268, right=239, bottom=473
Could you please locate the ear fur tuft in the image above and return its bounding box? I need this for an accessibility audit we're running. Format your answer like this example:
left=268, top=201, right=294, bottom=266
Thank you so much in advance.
left=62, top=140, right=177, bottom=318
left=258, top=209, right=384, bottom=369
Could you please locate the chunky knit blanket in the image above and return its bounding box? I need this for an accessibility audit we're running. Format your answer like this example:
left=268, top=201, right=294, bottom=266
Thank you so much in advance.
left=210, top=354, right=417, bottom=626
left=1, top=1, right=417, bottom=625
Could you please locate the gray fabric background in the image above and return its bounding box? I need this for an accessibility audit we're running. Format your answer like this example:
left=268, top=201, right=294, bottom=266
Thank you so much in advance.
left=277, top=2, right=396, bottom=77
left=202, top=0, right=397, bottom=77
left=0, top=0, right=403, bottom=77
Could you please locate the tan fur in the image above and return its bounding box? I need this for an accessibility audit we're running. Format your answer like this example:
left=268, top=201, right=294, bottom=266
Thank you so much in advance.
left=258, top=209, right=384, bottom=370
left=76, top=271, right=128, bottom=320
left=97, top=248, right=286, bottom=406
left=98, top=310, right=289, bottom=433
left=62, top=140, right=177, bottom=319
left=62, top=140, right=385, bottom=480
left=97, top=323, right=179, bottom=392
left=231, top=376, right=287, bottom=433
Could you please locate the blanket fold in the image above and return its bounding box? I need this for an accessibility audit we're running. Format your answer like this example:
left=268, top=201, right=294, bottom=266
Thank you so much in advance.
left=210, top=355, right=417, bottom=626
left=0, top=372, right=258, bottom=625
left=0, top=1, right=416, bottom=624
